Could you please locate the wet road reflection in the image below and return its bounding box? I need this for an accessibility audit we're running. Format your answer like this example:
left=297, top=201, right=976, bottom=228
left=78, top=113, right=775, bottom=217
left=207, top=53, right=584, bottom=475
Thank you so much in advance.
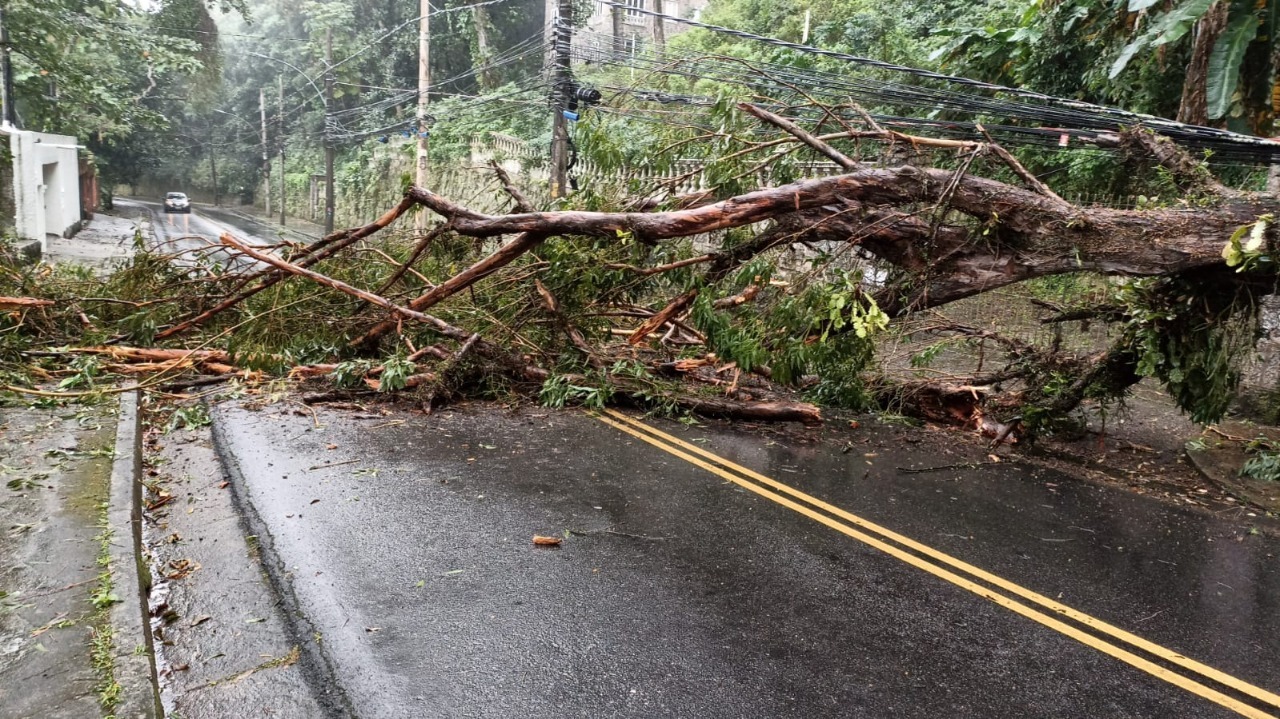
left=117, top=198, right=276, bottom=272
left=214, top=402, right=1280, bottom=719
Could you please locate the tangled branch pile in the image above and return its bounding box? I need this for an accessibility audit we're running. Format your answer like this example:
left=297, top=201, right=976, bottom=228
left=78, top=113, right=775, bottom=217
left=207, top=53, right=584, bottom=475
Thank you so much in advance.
left=1, top=105, right=1274, bottom=434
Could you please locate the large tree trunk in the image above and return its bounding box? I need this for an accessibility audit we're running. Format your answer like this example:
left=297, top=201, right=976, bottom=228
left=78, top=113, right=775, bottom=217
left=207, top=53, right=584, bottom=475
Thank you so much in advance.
left=407, top=166, right=1269, bottom=316
left=1178, top=0, right=1230, bottom=125
left=472, top=4, right=500, bottom=90
left=139, top=110, right=1275, bottom=430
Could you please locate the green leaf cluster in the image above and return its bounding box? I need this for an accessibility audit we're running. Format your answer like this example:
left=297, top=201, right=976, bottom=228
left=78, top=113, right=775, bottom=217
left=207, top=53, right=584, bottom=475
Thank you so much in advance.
left=934, top=0, right=1280, bottom=130
left=1222, top=214, right=1273, bottom=272
left=690, top=265, right=883, bottom=408
left=1241, top=448, right=1280, bottom=482
left=1122, top=275, right=1261, bottom=424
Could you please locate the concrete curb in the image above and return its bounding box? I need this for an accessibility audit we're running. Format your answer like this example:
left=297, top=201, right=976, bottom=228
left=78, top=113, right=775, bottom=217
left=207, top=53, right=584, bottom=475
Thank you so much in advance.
left=208, top=403, right=356, bottom=717
left=11, top=238, right=41, bottom=264
left=1184, top=443, right=1280, bottom=514
left=107, top=390, right=163, bottom=718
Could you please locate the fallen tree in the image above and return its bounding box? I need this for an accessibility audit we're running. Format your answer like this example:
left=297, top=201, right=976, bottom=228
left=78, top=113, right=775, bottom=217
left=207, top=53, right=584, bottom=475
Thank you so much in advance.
left=1, top=104, right=1275, bottom=433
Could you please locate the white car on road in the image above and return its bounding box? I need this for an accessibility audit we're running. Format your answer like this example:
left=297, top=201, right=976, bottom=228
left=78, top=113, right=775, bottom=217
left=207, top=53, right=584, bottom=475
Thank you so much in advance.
left=164, top=192, right=191, bottom=213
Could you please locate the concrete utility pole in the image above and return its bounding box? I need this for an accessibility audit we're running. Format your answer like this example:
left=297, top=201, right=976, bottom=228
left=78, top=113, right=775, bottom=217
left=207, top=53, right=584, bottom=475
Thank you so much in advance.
left=279, top=74, right=286, bottom=227
left=260, top=88, right=271, bottom=217
left=323, top=28, right=336, bottom=234
left=0, top=6, right=16, bottom=127
left=548, top=0, right=573, bottom=198
left=651, top=0, right=665, bottom=48
left=414, top=0, right=430, bottom=233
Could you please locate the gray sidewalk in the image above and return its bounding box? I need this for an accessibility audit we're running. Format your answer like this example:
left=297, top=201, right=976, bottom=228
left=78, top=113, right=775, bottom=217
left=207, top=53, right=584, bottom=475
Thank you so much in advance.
left=0, top=207, right=159, bottom=719
left=0, top=396, right=158, bottom=719
left=1, top=204, right=323, bottom=719
left=44, top=209, right=147, bottom=272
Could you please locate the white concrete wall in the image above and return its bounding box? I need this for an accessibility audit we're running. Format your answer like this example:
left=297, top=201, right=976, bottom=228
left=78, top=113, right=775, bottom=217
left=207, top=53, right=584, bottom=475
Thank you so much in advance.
left=7, top=131, right=43, bottom=243
left=5, top=129, right=81, bottom=251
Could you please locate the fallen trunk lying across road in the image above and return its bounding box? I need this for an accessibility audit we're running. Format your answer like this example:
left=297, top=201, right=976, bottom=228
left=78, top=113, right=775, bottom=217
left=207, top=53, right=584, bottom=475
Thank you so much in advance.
left=3, top=105, right=1274, bottom=431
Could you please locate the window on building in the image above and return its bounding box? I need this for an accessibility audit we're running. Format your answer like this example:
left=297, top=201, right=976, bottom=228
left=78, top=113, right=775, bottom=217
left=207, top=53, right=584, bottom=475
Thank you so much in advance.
left=624, top=0, right=645, bottom=24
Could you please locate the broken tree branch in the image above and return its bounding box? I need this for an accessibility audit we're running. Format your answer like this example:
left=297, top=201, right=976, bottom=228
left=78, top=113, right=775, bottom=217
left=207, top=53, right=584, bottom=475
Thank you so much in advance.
left=975, top=124, right=1066, bottom=203
left=490, top=161, right=536, bottom=213
left=353, top=230, right=548, bottom=349
left=604, top=253, right=716, bottom=276
left=157, top=196, right=416, bottom=340
left=738, top=103, right=859, bottom=171
left=215, top=233, right=541, bottom=384
left=628, top=288, right=700, bottom=345
left=1115, top=128, right=1233, bottom=197
left=535, top=279, right=602, bottom=366
left=220, top=233, right=432, bottom=323
left=712, top=279, right=761, bottom=308
left=0, top=297, right=54, bottom=310
left=371, top=222, right=451, bottom=297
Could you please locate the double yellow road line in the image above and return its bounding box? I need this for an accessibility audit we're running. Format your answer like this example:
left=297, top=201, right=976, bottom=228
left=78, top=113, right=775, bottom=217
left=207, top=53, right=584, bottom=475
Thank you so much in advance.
left=592, top=408, right=1280, bottom=719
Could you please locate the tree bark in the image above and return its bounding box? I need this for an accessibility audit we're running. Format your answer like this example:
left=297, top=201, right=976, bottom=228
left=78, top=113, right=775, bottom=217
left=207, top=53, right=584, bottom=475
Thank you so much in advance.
left=472, top=4, right=500, bottom=90
left=407, top=167, right=1269, bottom=316
left=1178, top=0, right=1231, bottom=126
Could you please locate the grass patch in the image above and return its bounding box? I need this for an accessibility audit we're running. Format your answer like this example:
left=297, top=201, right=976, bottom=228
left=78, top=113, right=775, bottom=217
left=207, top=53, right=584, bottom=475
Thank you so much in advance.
left=89, top=505, right=122, bottom=713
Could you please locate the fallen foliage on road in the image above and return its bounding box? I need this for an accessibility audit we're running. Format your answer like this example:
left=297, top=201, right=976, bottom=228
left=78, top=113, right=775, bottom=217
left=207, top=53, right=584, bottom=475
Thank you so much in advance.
left=0, top=104, right=1274, bottom=435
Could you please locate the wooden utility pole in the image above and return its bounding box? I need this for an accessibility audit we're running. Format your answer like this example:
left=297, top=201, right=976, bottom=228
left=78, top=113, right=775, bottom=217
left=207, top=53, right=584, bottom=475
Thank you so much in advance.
left=548, top=0, right=573, bottom=198
left=279, top=74, right=286, bottom=227
left=651, top=0, right=665, bottom=48
left=260, top=88, right=271, bottom=217
left=323, top=28, right=335, bottom=234
left=415, top=0, right=430, bottom=232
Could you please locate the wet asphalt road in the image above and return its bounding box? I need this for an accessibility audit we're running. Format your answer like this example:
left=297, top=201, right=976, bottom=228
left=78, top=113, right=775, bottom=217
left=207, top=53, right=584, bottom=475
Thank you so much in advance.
left=121, top=198, right=287, bottom=269
left=211, top=403, right=1280, bottom=719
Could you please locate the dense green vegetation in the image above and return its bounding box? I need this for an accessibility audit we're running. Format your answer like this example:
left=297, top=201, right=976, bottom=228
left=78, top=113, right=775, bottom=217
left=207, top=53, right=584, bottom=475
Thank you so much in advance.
left=2, top=0, right=249, bottom=189
left=3, top=0, right=1280, bottom=442
left=14, top=0, right=1279, bottom=204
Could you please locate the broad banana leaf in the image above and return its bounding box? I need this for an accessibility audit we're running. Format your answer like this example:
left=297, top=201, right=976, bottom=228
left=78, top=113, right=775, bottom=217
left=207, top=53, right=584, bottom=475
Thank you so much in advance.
left=1206, top=10, right=1260, bottom=119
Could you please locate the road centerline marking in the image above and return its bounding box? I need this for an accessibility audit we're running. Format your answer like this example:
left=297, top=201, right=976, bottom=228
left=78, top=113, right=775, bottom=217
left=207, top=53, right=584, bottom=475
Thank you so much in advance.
left=592, top=410, right=1279, bottom=719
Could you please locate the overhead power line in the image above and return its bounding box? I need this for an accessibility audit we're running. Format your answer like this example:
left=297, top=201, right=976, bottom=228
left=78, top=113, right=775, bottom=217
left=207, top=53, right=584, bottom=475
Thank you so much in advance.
left=590, top=0, right=1280, bottom=163
left=327, top=0, right=520, bottom=74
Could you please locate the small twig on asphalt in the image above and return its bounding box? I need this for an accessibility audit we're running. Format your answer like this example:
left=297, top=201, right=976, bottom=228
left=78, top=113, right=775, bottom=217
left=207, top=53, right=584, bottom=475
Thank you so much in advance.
left=293, top=401, right=322, bottom=428
left=306, top=458, right=360, bottom=471
left=896, top=461, right=1000, bottom=474
left=301, top=390, right=375, bottom=405
left=568, top=526, right=671, bottom=541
